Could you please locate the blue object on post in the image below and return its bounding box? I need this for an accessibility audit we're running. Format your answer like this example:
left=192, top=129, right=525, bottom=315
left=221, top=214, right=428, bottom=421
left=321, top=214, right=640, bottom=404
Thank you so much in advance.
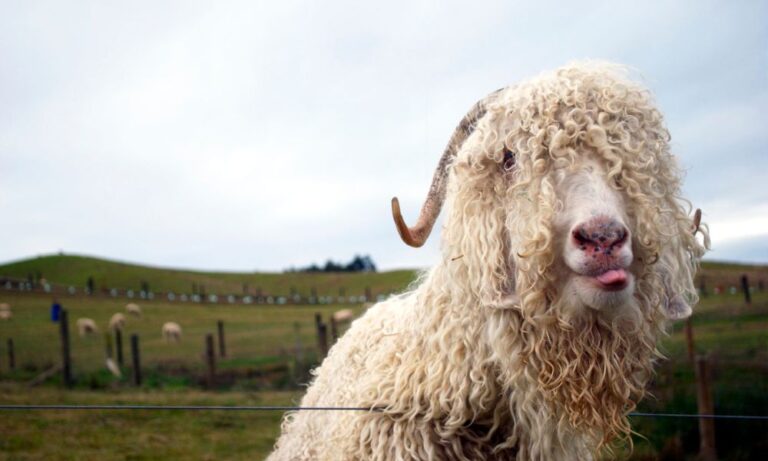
left=51, top=301, right=62, bottom=322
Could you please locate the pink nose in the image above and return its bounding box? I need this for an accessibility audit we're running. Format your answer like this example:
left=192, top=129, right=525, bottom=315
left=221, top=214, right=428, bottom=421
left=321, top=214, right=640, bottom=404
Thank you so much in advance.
left=572, top=218, right=628, bottom=254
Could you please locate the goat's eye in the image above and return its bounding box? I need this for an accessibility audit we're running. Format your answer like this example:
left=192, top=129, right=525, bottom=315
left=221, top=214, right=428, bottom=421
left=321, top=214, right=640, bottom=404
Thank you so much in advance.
left=502, top=149, right=516, bottom=171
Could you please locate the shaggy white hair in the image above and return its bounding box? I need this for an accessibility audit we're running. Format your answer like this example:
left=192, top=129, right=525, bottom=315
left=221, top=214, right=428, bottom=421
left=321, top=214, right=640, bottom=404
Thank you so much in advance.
left=267, top=61, right=708, bottom=460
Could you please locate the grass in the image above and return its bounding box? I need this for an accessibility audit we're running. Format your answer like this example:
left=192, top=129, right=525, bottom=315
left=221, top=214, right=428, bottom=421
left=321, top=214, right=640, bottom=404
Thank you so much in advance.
left=0, top=384, right=302, bottom=460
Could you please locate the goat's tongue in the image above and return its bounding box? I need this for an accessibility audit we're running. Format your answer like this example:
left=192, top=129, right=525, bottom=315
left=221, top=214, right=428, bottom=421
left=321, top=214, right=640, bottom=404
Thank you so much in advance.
left=596, top=269, right=627, bottom=285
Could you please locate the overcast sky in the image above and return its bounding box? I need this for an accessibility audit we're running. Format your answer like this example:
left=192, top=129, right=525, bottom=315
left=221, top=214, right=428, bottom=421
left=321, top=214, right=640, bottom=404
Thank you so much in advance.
left=1, top=0, right=766, bottom=272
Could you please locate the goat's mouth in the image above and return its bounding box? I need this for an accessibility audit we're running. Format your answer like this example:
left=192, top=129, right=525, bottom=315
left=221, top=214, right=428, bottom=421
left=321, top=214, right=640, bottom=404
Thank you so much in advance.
left=590, top=268, right=630, bottom=291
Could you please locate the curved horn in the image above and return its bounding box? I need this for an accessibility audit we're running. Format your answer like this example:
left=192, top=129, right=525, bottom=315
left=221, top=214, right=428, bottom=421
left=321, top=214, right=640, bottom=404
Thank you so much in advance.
left=392, top=89, right=503, bottom=247
left=692, top=208, right=702, bottom=235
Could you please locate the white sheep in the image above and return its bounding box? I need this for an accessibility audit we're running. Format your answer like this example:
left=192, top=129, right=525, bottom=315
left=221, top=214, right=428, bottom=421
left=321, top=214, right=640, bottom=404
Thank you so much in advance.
left=76, top=318, right=98, bottom=337
left=268, top=62, right=708, bottom=460
left=161, top=322, right=182, bottom=343
left=331, top=308, right=354, bottom=323
left=0, top=303, right=11, bottom=321
left=108, top=313, right=126, bottom=331
left=125, top=303, right=142, bottom=318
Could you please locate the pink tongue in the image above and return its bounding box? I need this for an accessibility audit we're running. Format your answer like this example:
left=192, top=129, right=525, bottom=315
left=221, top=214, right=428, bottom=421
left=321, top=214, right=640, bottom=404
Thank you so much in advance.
left=596, top=269, right=627, bottom=285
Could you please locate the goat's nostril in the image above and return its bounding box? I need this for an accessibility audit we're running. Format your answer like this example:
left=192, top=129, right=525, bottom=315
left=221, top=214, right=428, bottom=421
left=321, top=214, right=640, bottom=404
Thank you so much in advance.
left=573, top=228, right=591, bottom=245
left=572, top=219, right=628, bottom=251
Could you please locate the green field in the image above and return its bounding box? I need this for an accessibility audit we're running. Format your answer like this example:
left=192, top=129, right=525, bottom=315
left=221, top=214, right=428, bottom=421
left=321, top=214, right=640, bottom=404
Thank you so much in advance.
left=1, top=255, right=767, bottom=460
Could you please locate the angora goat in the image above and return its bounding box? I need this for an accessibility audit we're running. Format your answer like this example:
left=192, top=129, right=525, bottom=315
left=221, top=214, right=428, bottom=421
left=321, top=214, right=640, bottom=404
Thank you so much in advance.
left=268, top=61, right=708, bottom=461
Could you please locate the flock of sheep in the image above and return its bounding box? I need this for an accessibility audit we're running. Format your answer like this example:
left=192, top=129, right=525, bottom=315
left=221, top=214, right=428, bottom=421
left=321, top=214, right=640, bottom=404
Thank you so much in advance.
left=69, top=303, right=182, bottom=343
left=1, top=301, right=182, bottom=341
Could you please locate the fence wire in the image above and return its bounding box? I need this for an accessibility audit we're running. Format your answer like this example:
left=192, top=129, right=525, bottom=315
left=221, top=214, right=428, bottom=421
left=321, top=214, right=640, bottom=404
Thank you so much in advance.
left=1, top=404, right=767, bottom=420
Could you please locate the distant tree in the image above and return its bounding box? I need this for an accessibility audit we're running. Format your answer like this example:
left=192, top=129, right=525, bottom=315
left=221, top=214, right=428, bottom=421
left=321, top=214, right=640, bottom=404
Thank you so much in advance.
left=290, top=255, right=377, bottom=273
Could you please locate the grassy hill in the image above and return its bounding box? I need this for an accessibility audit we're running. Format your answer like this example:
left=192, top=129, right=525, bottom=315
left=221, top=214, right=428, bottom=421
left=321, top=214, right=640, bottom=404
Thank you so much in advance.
left=0, top=254, right=419, bottom=298
left=1, top=253, right=766, bottom=298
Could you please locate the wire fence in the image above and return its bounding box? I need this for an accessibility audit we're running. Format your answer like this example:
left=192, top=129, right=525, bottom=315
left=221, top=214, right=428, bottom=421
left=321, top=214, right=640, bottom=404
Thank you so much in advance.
left=1, top=404, right=767, bottom=421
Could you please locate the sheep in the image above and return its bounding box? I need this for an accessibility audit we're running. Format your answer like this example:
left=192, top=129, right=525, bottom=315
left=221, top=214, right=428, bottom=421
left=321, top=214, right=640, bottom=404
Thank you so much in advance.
left=161, top=322, right=182, bottom=343
left=331, top=308, right=355, bottom=323
left=125, top=303, right=142, bottom=317
left=76, top=318, right=98, bottom=337
left=108, top=313, right=126, bottom=331
left=267, top=62, right=709, bottom=461
left=0, top=303, right=11, bottom=320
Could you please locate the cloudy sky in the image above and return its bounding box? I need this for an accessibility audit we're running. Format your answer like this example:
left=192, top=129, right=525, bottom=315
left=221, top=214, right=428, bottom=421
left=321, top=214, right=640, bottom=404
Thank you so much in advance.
left=1, top=0, right=766, bottom=271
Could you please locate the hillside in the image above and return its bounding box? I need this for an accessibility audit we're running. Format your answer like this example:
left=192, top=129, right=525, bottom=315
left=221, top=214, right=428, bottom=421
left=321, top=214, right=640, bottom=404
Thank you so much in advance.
left=0, top=254, right=418, bottom=298
left=0, top=253, right=766, bottom=299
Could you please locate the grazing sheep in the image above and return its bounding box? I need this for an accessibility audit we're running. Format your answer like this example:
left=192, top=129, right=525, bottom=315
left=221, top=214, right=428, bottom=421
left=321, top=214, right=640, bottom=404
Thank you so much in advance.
left=331, top=308, right=355, bottom=323
left=108, top=313, right=126, bottom=331
left=76, top=318, right=98, bottom=337
left=0, top=303, right=11, bottom=320
left=125, top=303, right=142, bottom=317
left=268, top=62, right=709, bottom=460
left=161, top=322, right=182, bottom=343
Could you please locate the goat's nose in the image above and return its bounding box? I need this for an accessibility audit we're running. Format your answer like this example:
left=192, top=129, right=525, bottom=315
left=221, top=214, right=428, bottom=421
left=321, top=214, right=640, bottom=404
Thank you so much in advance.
left=572, top=218, right=628, bottom=252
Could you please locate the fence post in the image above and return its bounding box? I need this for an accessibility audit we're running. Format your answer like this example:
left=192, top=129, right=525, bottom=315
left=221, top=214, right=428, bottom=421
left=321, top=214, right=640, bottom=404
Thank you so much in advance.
left=7, top=338, right=15, bottom=371
left=315, top=313, right=328, bottom=358
left=684, top=319, right=695, bottom=363
left=365, top=286, right=372, bottom=302
left=115, top=329, right=124, bottom=367
left=695, top=355, right=717, bottom=461
left=330, top=317, right=339, bottom=342
left=205, top=334, right=216, bottom=387
left=59, top=309, right=73, bottom=387
left=216, top=320, right=226, bottom=358
left=293, top=321, right=303, bottom=369
left=104, top=332, right=113, bottom=359
left=131, top=334, right=142, bottom=386
left=740, top=274, right=751, bottom=305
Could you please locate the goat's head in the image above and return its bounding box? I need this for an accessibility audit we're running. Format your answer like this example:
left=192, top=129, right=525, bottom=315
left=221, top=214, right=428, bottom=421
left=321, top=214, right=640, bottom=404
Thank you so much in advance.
left=393, top=62, right=708, bottom=322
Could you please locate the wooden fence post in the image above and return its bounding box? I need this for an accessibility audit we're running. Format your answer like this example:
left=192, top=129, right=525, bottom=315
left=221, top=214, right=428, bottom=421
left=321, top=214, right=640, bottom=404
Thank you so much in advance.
left=131, top=334, right=142, bottom=386
left=684, top=319, right=695, bottom=363
left=330, top=317, right=339, bottom=342
left=59, top=309, right=73, bottom=387
left=740, top=274, right=751, bottom=305
left=365, top=286, right=372, bottom=302
left=293, top=321, right=303, bottom=368
left=115, top=329, right=124, bottom=367
left=7, top=338, right=15, bottom=371
left=104, top=332, right=113, bottom=359
left=315, top=313, right=328, bottom=358
left=205, top=334, right=216, bottom=387
left=695, top=355, right=717, bottom=461
left=217, top=320, right=226, bottom=358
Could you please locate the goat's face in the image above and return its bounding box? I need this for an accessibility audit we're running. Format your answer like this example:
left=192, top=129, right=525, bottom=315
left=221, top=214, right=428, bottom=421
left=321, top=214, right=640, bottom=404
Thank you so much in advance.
left=553, top=160, right=635, bottom=313
left=392, top=62, right=706, bottom=319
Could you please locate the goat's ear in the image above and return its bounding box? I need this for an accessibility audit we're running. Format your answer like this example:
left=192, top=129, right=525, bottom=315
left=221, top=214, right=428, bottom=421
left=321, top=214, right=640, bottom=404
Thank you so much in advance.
left=443, top=157, right=518, bottom=309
